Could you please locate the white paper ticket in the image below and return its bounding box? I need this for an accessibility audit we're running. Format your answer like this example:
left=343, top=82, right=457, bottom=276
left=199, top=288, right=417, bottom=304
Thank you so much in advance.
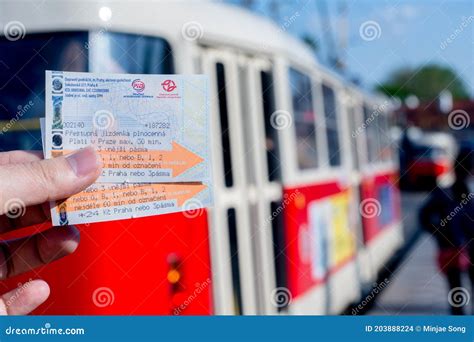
left=45, top=71, right=210, bottom=183
left=43, top=71, right=212, bottom=225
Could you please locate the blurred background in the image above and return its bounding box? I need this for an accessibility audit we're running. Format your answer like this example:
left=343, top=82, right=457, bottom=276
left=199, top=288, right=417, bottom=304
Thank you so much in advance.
left=0, top=0, right=473, bottom=316
left=233, top=0, right=474, bottom=315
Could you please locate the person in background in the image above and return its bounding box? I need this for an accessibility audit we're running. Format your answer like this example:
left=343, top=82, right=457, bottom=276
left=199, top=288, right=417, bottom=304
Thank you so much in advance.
left=419, top=147, right=473, bottom=315
left=0, top=147, right=101, bottom=315
left=399, top=125, right=417, bottom=190
left=456, top=148, right=474, bottom=315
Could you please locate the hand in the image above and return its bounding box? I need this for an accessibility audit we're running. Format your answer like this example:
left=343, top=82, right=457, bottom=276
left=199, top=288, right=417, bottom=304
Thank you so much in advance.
left=0, top=147, right=101, bottom=315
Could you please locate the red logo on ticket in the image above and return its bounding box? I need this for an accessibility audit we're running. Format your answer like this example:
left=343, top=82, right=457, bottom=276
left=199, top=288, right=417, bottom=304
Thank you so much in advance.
left=161, top=79, right=177, bottom=92
left=132, top=79, right=145, bottom=92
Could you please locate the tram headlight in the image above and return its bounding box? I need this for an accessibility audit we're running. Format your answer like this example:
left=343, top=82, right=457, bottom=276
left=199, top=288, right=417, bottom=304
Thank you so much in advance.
left=99, top=6, right=112, bottom=22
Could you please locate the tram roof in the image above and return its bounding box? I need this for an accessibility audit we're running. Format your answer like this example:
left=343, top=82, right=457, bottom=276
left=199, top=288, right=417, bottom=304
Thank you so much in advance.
left=1, top=0, right=317, bottom=67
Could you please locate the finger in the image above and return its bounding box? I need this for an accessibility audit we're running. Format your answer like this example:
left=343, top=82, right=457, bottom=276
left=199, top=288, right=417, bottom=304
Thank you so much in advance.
left=0, top=147, right=101, bottom=214
left=0, top=279, right=50, bottom=315
left=0, top=203, right=50, bottom=234
left=0, top=150, right=43, bottom=166
left=0, top=152, right=48, bottom=232
left=0, top=225, right=80, bottom=279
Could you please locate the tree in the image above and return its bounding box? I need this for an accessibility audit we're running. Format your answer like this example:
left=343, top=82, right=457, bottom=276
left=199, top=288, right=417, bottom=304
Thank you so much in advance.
left=376, top=64, right=470, bottom=101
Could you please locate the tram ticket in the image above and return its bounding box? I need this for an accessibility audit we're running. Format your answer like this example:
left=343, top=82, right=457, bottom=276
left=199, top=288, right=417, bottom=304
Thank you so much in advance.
left=44, top=71, right=210, bottom=183
left=42, top=71, right=212, bottom=225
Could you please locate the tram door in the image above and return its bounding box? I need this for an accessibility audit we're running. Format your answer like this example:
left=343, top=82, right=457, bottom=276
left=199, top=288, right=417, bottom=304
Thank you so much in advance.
left=345, top=96, right=375, bottom=290
left=201, top=48, right=281, bottom=315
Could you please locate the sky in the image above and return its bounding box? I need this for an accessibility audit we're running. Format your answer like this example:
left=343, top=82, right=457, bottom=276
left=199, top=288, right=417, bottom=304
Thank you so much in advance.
left=228, top=0, right=474, bottom=98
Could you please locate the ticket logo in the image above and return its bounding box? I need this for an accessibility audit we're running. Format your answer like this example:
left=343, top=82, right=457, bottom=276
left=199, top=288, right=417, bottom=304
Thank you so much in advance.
left=132, top=79, right=145, bottom=93
left=161, top=79, right=177, bottom=92
left=52, top=77, right=63, bottom=92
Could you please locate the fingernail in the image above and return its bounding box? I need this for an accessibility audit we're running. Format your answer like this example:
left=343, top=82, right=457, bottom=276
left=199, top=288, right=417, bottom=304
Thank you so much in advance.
left=66, top=147, right=101, bottom=177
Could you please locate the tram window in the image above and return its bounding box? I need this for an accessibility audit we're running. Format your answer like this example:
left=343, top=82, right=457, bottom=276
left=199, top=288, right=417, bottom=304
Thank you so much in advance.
left=239, top=66, right=255, bottom=185
left=376, top=114, right=385, bottom=161
left=386, top=115, right=394, bottom=162
left=369, top=104, right=389, bottom=162
left=216, top=63, right=234, bottom=187
left=227, top=208, right=243, bottom=315
left=90, top=32, right=173, bottom=74
left=363, top=104, right=378, bottom=163
left=348, top=106, right=360, bottom=170
left=0, top=32, right=89, bottom=151
left=289, top=69, right=318, bottom=170
left=379, top=114, right=392, bottom=162
left=373, top=114, right=382, bottom=162
left=270, top=201, right=288, bottom=310
left=261, top=71, right=281, bottom=181
left=377, top=114, right=386, bottom=162
left=322, top=84, right=341, bottom=166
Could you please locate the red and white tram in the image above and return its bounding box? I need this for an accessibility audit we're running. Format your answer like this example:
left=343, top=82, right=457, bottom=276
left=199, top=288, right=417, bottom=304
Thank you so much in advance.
left=0, top=0, right=403, bottom=315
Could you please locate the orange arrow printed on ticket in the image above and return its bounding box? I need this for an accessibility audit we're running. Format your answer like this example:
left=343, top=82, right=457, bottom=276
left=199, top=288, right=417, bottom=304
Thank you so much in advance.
left=61, top=142, right=205, bottom=181
left=99, top=142, right=204, bottom=178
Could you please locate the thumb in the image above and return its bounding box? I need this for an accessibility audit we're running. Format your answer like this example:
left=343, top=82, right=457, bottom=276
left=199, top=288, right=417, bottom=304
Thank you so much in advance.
left=0, top=147, right=101, bottom=214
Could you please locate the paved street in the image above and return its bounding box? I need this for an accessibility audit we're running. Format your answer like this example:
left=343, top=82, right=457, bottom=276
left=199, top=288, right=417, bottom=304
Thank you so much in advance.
left=368, top=192, right=473, bottom=315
